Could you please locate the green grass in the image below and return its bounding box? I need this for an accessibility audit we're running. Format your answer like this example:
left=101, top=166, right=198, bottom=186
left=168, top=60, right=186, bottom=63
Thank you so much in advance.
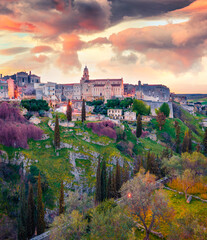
left=12, top=119, right=133, bottom=203
left=138, top=138, right=165, bottom=156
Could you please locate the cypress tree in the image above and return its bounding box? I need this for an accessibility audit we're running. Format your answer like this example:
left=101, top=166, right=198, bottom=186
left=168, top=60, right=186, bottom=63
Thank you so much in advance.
left=37, top=173, right=45, bottom=235
left=59, top=181, right=64, bottom=215
left=136, top=114, right=142, bottom=138
left=54, top=114, right=60, bottom=148
left=101, top=159, right=107, bottom=201
left=203, top=128, right=207, bottom=154
left=115, top=161, right=121, bottom=198
left=188, top=130, right=192, bottom=153
left=27, top=183, right=35, bottom=238
left=95, top=157, right=101, bottom=203
left=18, top=184, right=27, bottom=240
left=182, top=130, right=190, bottom=153
left=133, top=155, right=142, bottom=176
left=81, top=99, right=86, bottom=122
left=175, top=120, right=181, bottom=153
left=66, top=99, right=72, bottom=122
left=146, top=151, right=151, bottom=173
left=110, top=172, right=116, bottom=199
left=107, top=171, right=112, bottom=199
left=196, top=144, right=201, bottom=152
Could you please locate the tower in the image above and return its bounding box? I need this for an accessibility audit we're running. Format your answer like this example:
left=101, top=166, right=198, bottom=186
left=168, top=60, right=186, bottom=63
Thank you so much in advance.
left=81, top=66, right=89, bottom=81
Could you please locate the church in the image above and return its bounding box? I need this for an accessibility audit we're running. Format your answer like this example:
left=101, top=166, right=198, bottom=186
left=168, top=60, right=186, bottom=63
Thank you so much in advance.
left=62, top=66, right=124, bottom=101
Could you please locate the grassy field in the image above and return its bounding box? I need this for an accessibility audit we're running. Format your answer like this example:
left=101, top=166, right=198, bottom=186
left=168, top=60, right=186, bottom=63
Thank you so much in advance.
left=134, top=189, right=207, bottom=239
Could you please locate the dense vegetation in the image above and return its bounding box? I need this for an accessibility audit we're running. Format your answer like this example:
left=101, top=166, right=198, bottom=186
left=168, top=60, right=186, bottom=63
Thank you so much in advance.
left=21, top=99, right=49, bottom=112
left=1, top=101, right=207, bottom=239
left=0, top=102, right=43, bottom=148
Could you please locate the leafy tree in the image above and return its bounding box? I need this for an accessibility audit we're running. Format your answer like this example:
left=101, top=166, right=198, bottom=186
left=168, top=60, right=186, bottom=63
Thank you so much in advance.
left=203, top=128, right=207, bottom=155
left=95, top=157, right=101, bottom=203
left=159, top=102, right=170, bottom=117
left=90, top=204, right=135, bottom=240
left=106, top=98, right=121, bottom=108
left=101, top=159, right=107, bottom=201
left=65, top=191, right=93, bottom=214
left=178, top=169, right=197, bottom=199
left=66, top=99, right=72, bottom=122
left=156, top=111, right=166, bottom=130
left=163, top=152, right=207, bottom=178
left=37, top=173, right=45, bottom=235
left=120, top=98, right=133, bottom=109
left=174, top=120, right=181, bottom=153
left=168, top=211, right=207, bottom=240
left=121, top=172, right=173, bottom=240
left=54, top=114, right=60, bottom=149
left=50, top=210, right=87, bottom=240
left=132, top=99, right=151, bottom=116
left=59, top=181, right=64, bottom=215
left=86, top=100, right=104, bottom=106
left=21, top=99, right=49, bottom=112
left=27, top=183, right=35, bottom=238
left=18, top=184, right=27, bottom=240
left=81, top=99, right=86, bottom=122
left=136, top=114, right=142, bottom=138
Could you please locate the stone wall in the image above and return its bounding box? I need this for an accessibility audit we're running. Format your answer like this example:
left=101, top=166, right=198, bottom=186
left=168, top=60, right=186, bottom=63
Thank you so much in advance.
left=144, top=101, right=173, bottom=118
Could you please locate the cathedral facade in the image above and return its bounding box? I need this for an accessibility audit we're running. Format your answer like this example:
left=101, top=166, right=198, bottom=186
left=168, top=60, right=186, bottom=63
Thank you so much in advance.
left=62, top=66, right=124, bottom=101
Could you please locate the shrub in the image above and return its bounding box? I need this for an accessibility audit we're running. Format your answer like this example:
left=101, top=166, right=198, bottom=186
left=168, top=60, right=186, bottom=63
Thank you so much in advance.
left=0, top=102, right=43, bottom=148
left=87, top=121, right=117, bottom=139
left=21, top=99, right=49, bottom=112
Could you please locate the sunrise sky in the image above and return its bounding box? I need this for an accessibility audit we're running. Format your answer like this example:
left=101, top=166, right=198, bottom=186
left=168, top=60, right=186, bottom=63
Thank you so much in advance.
left=0, top=0, right=207, bottom=93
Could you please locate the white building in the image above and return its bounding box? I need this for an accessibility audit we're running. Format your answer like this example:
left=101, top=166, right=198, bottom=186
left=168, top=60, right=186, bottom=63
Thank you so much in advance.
left=107, top=109, right=123, bottom=119
left=124, top=111, right=136, bottom=121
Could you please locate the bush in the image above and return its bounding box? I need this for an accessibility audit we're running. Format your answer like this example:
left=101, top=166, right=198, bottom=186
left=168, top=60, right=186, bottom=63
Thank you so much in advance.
left=21, top=99, right=49, bottom=112
left=132, top=99, right=151, bottom=116
left=159, top=102, right=170, bottom=117
left=0, top=102, right=43, bottom=148
left=87, top=121, right=117, bottom=139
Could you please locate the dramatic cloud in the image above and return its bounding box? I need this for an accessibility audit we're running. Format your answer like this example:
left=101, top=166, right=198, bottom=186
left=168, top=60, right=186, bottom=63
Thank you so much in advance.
left=56, top=34, right=84, bottom=72
left=109, top=12, right=207, bottom=72
left=87, top=37, right=110, bottom=47
left=31, top=46, right=53, bottom=54
left=0, top=0, right=111, bottom=38
left=0, top=53, right=50, bottom=73
left=0, top=0, right=207, bottom=92
left=110, top=0, right=195, bottom=22
left=0, top=47, right=29, bottom=55
left=0, top=16, right=36, bottom=32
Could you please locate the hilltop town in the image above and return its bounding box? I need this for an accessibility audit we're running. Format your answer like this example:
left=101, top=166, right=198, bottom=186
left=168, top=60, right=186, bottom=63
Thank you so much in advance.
left=1, top=67, right=207, bottom=121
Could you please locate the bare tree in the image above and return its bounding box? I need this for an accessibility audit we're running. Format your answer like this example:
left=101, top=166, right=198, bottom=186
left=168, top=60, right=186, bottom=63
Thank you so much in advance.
left=121, top=172, right=173, bottom=240
left=179, top=169, right=197, bottom=200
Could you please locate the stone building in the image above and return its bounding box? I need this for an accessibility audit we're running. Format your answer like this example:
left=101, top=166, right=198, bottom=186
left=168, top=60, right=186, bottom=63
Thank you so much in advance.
left=107, top=109, right=123, bottom=119
left=135, top=81, right=170, bottom=102
left=124, top=111, right=136, bottom=121
left=62, top=66, right=124, bottom=101
left=0, top=79, right=8, bottom=99
left=2, top=71, right=40, bottom=87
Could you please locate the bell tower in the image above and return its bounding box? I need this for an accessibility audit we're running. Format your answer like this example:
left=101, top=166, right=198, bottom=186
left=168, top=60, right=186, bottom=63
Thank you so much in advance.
left=82, top=66, right=89, bottom=81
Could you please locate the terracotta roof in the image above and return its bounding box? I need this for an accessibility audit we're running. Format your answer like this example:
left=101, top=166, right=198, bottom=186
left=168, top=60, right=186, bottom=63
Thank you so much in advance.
left=89, top=79, right=122, bottom=82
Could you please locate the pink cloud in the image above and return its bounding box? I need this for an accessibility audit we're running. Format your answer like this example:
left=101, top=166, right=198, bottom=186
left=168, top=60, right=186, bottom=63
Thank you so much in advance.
left=31, top=46, right=53, bottom=54
left=109, top=13, right=207, bottom=73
